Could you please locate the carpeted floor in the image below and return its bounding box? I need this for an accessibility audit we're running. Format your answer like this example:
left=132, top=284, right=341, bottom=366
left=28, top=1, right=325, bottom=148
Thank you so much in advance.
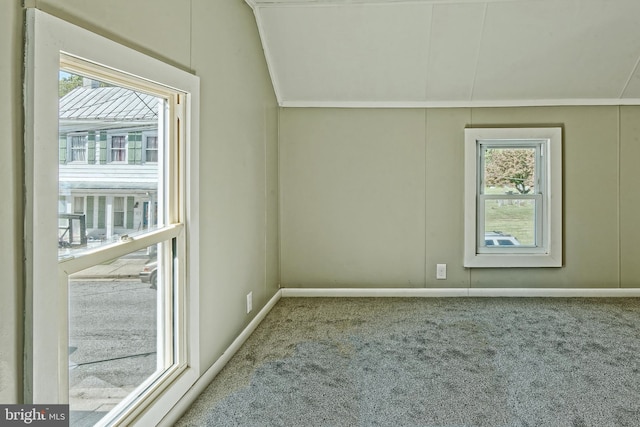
left=176, top=297, right=640, bottom=426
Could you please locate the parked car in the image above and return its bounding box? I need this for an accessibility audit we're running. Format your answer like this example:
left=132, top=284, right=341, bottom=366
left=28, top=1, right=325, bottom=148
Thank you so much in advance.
left=484, top=231, right=521, bottom=246
left=139, top=260, right=157, bottom=289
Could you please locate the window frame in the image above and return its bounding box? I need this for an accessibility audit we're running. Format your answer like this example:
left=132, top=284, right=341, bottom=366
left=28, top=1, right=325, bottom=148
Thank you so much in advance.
left=67, top=133, right=88, bottom=163
left=24, top=8, right=200, bottom=426
left=477, top=141, right=544, bottom=254
left=464, top=127, right=562, bottom=268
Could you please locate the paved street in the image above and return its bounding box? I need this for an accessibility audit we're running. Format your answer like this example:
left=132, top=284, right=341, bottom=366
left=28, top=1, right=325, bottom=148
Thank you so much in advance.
left=68, top=278, right=157, bottom=427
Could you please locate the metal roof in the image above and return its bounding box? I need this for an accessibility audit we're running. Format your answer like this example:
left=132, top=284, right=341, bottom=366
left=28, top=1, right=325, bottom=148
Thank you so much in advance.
left=59, top=86, right=159, bottom=133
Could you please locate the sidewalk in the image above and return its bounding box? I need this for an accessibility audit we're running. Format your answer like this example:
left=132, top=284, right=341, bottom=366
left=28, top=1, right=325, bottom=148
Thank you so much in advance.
left=70, top=257, right=150, bottom=280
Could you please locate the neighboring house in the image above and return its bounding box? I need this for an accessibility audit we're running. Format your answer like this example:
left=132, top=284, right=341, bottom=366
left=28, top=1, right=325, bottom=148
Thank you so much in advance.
left=58, top=80, right=161, bottom=245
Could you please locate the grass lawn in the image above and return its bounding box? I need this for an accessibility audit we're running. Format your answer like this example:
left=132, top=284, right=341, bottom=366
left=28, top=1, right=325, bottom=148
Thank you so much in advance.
left=483, top=187, right=535, bottom=245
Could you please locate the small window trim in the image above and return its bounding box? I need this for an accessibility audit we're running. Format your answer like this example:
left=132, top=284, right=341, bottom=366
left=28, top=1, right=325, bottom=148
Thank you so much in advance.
left=464, top=127, right=563, bottom=268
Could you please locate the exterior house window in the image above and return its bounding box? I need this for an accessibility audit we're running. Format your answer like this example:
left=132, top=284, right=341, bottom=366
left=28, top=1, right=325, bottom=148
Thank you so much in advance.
left=109, top=135, right=127, bottom=162
left=69, top=134, right=88, bottom=162
left=145, top=134, right=159, bottom=163
left=464, top=127, right=562, bottom=268
left=113, top=196, right=125, bottom=227
left=73, top=196, right=84, bottom=214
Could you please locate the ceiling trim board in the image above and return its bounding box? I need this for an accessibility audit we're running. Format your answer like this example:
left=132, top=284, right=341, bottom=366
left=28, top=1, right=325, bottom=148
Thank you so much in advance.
left=279, top=98, right=640, bottom=108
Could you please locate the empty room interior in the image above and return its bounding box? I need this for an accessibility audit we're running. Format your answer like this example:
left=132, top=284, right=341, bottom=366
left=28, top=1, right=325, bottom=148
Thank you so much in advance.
left=4, top=0, right=640, bottom=425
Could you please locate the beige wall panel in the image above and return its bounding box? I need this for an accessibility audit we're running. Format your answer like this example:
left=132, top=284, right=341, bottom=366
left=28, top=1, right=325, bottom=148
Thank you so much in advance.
left=620, top=106, right=640, bottom=287
left=425, top=109, right=470, bottom=287
left=0, top=0, right=23, bottom=404
left=266, top=105, right=280, bottom=295
left=191, top=1, right=279, bottom=370
left=280, top=108, right=426, bottom=287
left=469, top=106, right=619, bottom=287
left=36, top=0, right=192, bottom=68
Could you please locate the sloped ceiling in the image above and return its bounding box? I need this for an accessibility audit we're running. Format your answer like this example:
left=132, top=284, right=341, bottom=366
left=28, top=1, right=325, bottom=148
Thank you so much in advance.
left=245, top=0, right=640, bottom=107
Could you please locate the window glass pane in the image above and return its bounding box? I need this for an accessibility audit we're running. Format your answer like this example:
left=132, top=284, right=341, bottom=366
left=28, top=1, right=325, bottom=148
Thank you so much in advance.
left=483, top=199, right=536, bottom=246
left=68, top=244, right=165, bottom=426
left=483, top=147, right=536, bottom=195
left=59, top=72, right=165, bottom=259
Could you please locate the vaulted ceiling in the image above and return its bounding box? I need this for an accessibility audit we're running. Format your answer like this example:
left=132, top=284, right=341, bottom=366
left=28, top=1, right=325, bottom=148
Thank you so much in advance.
left=245, top=0, right=640, bottom=107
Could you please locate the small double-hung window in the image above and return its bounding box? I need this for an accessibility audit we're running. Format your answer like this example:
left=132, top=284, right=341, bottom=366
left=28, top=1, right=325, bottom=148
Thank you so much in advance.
left=68, top=133, right=88, bottom=162
left=109, top=134, right=127, bottom=162
left=464, top=127, right=562, bottom=268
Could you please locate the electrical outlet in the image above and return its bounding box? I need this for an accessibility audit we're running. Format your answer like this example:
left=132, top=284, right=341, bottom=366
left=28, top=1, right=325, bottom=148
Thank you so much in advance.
left=436, top=264, right=447, bottom=280
left=246, top=292, right=253, bottom=313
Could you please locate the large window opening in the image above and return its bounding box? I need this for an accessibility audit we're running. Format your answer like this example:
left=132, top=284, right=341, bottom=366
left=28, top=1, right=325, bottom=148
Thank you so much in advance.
left=25, top=9, right=200, bottom=427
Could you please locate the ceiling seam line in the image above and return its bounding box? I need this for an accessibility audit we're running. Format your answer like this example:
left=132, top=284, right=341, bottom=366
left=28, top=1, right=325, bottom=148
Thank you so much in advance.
left=469, top=2, right=488, bottom=102
left=424, top=4, right=434, bottom=100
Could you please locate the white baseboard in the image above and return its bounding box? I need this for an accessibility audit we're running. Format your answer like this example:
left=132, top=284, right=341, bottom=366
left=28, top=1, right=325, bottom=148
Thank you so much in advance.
left=280, top=288, right=468, bottom=297
left=280, top=287, right=640, bottom=298
left=159, top=289, right=282, bottom=426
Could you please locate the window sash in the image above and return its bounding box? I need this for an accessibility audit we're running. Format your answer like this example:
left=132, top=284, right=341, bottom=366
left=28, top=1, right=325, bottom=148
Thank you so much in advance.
left=477, top=193, right=544, bottom=254
left=478, top=142, right=544, bottom=195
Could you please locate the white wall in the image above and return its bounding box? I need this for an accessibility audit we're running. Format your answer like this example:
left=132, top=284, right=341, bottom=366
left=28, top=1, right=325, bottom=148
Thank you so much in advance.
left=280, top=106, right=640, bottom=288
left=2, top=0, right=279, bottom=402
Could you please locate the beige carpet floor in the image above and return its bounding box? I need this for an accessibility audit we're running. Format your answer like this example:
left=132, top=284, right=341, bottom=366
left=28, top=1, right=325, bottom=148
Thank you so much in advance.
left=177, top=297, right=640, bottom=426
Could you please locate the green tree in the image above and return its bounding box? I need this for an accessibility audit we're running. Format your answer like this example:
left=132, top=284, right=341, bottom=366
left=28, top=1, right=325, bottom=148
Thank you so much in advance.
left=485, top=148, right=535, bottom=194
left=59, top=74, right=84, bottom=98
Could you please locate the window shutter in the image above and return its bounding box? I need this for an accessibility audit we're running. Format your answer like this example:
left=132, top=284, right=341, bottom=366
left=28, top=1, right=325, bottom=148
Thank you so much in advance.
left=97, top=196, right=106, bottom=229
left=85, top=196, right=94, bottom=228
left=128, top=133, right=142, bottom=165
left=59, top=136, right=67, bottom=164
left=88, top=132, right=96, bottom=164
left=126, top=196, right=135, bottom=228
left=100, top=132, right=107, bottom=164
